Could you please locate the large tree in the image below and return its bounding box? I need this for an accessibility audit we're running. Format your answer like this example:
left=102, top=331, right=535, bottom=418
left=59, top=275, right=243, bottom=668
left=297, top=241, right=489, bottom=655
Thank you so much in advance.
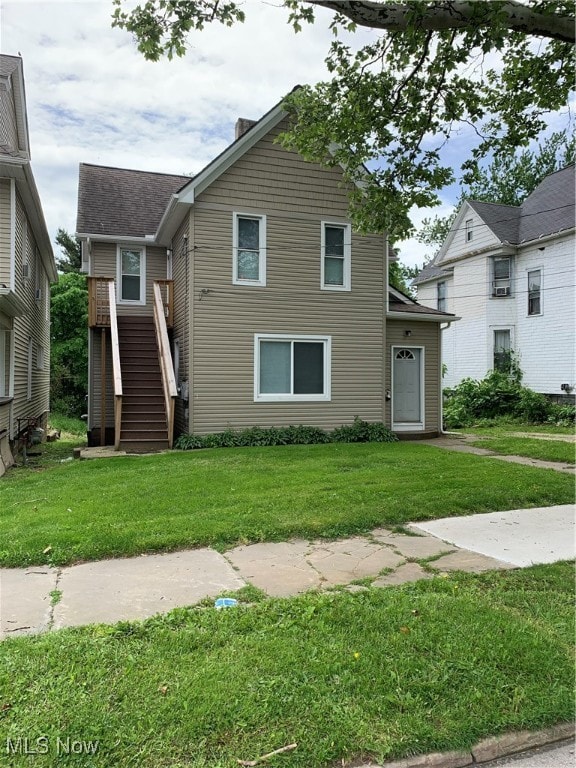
left=51, top=231, right=88, bottom=416
left=112, top=1, right=575, bottom=238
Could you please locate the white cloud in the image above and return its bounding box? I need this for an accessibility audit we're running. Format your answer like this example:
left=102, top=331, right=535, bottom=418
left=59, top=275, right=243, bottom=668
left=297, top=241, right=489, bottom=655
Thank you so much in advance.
left=1, top=0, right=342, bottom=245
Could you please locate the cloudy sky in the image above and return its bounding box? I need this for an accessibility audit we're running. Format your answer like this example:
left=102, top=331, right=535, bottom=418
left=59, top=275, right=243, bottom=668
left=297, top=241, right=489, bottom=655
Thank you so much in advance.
left=0, top=0, right=556, bottom=269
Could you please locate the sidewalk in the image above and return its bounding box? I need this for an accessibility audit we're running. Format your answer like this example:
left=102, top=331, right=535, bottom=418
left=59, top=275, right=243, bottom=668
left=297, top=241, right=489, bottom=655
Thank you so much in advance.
left=2, top=504, right=573, bottom=639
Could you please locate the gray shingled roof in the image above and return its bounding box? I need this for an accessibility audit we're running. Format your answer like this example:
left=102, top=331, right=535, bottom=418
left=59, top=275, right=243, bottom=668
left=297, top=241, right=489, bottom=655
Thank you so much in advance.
left=518, top=164, right=575, bottom=242
left=468, top=164, right=575, bottom=245
left=411, top=261, right=451, bottom=286
left=76, top=163, right=191, bottom=238
left=389, top=300, right=454, bottom=317
left=468, top=200, right=520, bottom=243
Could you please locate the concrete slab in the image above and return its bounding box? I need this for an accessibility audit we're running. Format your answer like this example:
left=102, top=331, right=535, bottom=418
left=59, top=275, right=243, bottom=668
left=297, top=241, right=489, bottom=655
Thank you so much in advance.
left=52, top=549, right=245, bottom=629
left=372, top=562, right=435, bottom=587
left=410, top=505, right=575, bottom=567
left=372, top=529, right=455, bottom=559
left=226, top=540, right=322, bottom=597
left=0, top=567, right=57, bottom=638
left=306, top=538, right=404, bottom=586
left=430, top=550, right=516, bottom=573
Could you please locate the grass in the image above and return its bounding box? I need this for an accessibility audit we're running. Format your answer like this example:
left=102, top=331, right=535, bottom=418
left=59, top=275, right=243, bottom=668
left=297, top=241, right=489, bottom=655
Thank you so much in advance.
left=470, top=436, right=575, bottom=465
left=0, top=442, right=574, bottom=567
left=1, top=562, right=573, bottom=767
left=453, top=419, right=575, bottom=436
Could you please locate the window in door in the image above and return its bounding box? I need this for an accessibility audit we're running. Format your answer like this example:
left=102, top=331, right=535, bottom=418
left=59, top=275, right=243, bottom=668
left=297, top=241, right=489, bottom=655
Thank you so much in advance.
left=118, top=247, right=145, bottom=304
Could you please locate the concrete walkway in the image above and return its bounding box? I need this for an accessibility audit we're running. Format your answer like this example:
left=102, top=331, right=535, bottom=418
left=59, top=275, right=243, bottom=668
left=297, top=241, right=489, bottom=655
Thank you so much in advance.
left=2, top=504, right=573, bottom=640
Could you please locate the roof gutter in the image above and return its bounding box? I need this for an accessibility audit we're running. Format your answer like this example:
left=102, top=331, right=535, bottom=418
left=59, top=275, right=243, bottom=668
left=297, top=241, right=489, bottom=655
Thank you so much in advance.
left=387, top=311, right=461, bottom=323
left=76, top=233, right=155, bottom=245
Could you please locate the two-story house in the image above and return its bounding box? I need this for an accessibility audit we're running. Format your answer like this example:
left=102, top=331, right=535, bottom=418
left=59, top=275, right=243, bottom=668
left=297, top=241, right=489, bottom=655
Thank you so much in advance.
left=414, top=165, right=575, bottom=400
left=76, top=95, right=455, bottom=452
left=0, top=55, right=57, bottom=475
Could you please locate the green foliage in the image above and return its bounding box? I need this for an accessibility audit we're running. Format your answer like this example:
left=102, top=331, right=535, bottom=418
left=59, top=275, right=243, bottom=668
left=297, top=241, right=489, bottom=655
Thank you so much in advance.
left=50, top=272, right=88, bottom=417
left=443, top=369, right=557, bottom=429
left=547, top=403, right=576, bottom=426
left=388, top=259, right=417, bottom=297
left=55, top=228, right=82, bottom=273
left=175, top=418, right=397, bottom=450
left=110, top=0, right=575, bottom=239
left=417, top=130, right=576, bottom=248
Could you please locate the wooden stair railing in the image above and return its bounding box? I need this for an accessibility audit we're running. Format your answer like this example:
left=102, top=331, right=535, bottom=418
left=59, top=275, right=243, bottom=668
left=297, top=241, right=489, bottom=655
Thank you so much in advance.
left=153, top=281, right=177, bottom=448
left=108, top=281, right=123, bottom=450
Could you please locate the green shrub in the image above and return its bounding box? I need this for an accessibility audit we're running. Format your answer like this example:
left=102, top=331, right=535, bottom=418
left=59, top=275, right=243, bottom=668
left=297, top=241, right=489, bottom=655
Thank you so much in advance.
left=175, top=419, right=397, bottom=451
left=443, top=369, right=560, bottom=429
left=547, top=403, right=576, bottom=426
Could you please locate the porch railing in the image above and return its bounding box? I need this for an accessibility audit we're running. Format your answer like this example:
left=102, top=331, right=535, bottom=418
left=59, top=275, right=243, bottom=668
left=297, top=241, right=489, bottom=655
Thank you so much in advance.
left=108, top=281, right=123, bottom=450
left=153, top=281, right=177, bottom=448
left=88, top=277, right=113, bottom=328
left=154, top=279, right=174, bottom=328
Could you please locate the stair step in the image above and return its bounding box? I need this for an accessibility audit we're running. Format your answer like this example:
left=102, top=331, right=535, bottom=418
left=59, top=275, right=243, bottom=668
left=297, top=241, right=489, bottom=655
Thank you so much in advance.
left=121, top=430, right=169, bottom=441
left=119, top=440, right=170, bottom=454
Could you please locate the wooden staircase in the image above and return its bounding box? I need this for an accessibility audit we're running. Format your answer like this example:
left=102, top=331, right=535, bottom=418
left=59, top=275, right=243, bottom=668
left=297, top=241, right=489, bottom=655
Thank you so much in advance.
left=117, top=316, right=170, bottom=452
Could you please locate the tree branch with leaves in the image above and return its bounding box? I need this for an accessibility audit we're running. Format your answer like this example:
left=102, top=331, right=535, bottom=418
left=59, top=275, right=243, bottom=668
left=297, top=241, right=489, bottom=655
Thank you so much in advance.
left=112, top=0, right=575, bottom=238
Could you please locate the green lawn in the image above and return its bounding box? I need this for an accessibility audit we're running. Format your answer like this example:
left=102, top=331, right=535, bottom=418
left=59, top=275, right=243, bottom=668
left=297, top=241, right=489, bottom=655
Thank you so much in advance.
left=1, top=442, right=574, bottom=567
left=1, top=563, right=573, bottom=767
left=470, top=436, right=575, bottom=465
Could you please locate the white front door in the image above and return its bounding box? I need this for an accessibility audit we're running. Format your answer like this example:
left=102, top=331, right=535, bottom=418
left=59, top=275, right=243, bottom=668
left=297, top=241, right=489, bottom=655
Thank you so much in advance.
left=392, top=347, right=424, bottom=430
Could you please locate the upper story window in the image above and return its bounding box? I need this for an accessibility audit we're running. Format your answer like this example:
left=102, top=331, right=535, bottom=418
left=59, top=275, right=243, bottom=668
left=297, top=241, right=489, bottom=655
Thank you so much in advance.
left=465, top=218, right=473, bottom=243
left=233, top=213, right=266, bottom=287
left=437, top=281, right=447, bottom=312
left=117, top=246, right=146, bottom=304
left=0, top=329, right=12, bottom=398
left=492, top=256, right=512, bottom=297
left=321, top=222, right=351, bottom=291
left=254, top=334, right=331, bottom=402
left=527, top=269, right=542, bottom=316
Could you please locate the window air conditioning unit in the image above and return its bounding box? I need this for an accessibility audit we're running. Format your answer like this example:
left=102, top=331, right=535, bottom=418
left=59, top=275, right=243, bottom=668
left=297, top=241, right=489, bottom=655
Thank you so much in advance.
left=494, top=287, right=510, bottom=297
left=35, top=288, right=42, bottom=301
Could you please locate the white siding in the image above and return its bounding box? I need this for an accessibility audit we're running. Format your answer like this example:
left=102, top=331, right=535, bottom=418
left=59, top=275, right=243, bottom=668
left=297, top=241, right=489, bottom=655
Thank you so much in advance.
left=514, top=234, right=575, bottom=394
left=437, top=205, right=500, bottom=265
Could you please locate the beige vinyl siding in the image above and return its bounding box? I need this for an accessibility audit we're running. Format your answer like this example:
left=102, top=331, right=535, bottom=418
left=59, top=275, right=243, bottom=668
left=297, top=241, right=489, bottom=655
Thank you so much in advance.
left=170, top=218, right=191, bottom=435
left=386, top=320, right=441, bottom=432
left=0, top=179, right=11, bottom=285
left=90, top=242, right=169, bottom=315
left=187, top=126, right=387, bottom=434
left=10, top=192, right=51, bottom=433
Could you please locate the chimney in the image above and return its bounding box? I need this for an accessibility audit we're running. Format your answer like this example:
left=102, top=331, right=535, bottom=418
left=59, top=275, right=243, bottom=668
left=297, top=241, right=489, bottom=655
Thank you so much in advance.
left=235, top=118, right=257, bottom=140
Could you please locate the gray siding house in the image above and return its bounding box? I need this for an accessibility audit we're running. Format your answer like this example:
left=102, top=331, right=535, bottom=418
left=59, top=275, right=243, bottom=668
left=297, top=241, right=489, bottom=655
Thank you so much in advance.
left=0, top=55, right=57, bottom=475
left=76, top=96, right=454, bottom=451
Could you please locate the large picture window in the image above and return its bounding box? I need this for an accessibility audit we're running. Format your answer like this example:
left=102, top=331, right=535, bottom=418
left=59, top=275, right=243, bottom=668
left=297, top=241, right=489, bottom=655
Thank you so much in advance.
left=321, top=222, right=351, bottom=291
left=233, top=213, right=266, bottom=286
left=118, top=246, right=145, bottom=304
left=254, top=334, right=331, bottom=401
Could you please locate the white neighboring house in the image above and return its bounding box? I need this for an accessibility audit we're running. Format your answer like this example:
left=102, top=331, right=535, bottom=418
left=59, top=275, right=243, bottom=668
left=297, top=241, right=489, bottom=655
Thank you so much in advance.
left=414, top=165, right=575, bottom=401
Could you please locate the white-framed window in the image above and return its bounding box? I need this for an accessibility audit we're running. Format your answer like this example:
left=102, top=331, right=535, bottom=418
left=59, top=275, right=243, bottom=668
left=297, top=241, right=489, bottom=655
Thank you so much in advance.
left=465, top=218, right=473, bottom=243
left=527, top=269, right=542, bottom=316
left=493, top=328, right=512, bottom=372
left=254, top=334, right=331, bottom=402
left=117, top=246, right=146, bottom=304
left=21, top=219, right=30, bottom=281
left=437, top=280, right=446, bottom=312
left=233, top=213, right=266, bottom=286
left=0, top=329, right=13, bottom=398
left=36, top=345, right=45, bottom=371
left=321, top=222, right=351, bottom=291
left=492, top=256, right=512, bottom=297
